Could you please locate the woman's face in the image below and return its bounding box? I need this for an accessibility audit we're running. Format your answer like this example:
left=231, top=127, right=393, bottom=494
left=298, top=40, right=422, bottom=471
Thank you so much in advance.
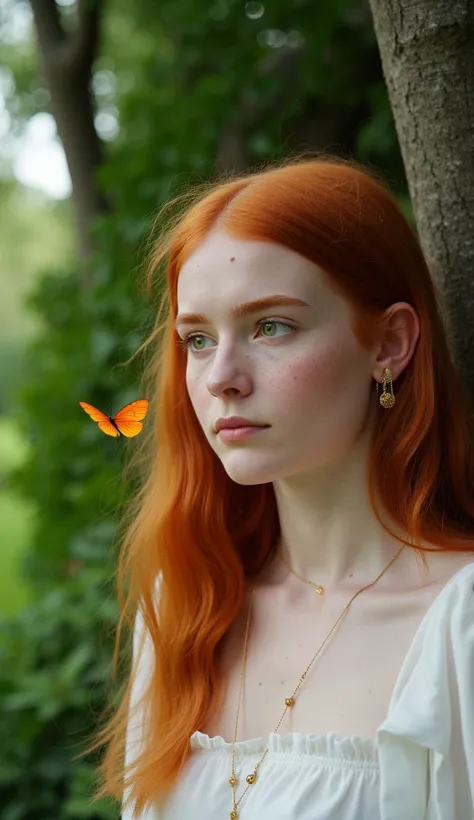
left=175, top=228, right=377, bottom=486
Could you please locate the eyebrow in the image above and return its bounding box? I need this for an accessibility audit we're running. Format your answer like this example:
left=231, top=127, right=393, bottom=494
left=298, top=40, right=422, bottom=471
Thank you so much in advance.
left=175, top=295, right=311, bottom=328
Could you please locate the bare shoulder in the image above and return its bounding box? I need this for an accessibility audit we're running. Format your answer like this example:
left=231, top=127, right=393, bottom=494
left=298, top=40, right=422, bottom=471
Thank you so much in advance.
left=423, top=547, right=474, bottom=588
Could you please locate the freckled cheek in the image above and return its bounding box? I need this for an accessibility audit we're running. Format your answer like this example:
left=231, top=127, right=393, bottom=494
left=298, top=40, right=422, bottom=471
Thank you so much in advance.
left=266, top=353, right=340, bottom=411
left=184, top=347, right=344, bottom=417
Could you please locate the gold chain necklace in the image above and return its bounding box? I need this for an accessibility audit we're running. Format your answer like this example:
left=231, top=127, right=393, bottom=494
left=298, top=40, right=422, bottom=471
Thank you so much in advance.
left=228, top=542, right=408, bottom=819
left=277, top=548, right=325, bottom=595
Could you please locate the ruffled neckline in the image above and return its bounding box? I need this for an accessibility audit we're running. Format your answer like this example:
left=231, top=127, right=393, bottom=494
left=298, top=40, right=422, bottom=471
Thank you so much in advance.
left=190, top=730, right=379, bottom=765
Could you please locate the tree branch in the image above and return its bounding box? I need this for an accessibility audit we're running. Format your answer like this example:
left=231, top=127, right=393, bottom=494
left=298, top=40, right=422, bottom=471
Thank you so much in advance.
left=69, top=0, right=104, bottom=73
left=29, top=0, right=65, bottom=54
left=29, top=0, right=109, bottom=265
left=29, top=0, right=104, bottom=76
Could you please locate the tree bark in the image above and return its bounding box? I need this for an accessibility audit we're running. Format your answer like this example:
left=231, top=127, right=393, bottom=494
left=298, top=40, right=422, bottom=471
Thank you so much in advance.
left=29, top=0, right=109, bottom=283
left=367, top=0, right=474, bottom=386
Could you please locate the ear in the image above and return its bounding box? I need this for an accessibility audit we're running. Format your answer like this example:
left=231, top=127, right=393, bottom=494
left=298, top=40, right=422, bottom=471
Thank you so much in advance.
left=372, top=302, right=420, bottom=383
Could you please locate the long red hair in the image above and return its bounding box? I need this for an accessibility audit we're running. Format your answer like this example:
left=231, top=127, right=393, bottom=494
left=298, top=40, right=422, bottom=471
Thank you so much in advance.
left=83, top=154, right=474, bottom=816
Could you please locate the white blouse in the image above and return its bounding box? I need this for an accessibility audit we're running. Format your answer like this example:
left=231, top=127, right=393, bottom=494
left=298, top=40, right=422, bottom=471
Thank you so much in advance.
left=122, top=560, right=474, bottom=820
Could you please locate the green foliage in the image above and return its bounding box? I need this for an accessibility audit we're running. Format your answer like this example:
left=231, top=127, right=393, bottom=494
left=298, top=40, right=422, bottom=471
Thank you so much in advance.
left=0, top=572, right=119, bottom=819
left=0, top=184, right=74, bottom=414
left=1, top=0, right=410, bottom=816
left=0, top=488, right=34, bottom=617
left=0, top=417, right=35, bottom=617
left=9, top=250, right=150, bottom=590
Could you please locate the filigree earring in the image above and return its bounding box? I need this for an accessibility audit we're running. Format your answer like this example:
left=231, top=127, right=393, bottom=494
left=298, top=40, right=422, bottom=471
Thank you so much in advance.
left=376, top=367, right=395, bottom=408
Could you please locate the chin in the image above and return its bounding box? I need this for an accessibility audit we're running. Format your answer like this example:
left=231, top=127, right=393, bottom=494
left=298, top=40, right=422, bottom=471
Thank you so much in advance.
left=220, top=458, right=291, bottom=487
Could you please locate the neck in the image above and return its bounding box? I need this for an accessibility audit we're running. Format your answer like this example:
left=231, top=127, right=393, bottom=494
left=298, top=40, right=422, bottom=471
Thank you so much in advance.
left=258, top=430, right=427, bottom=595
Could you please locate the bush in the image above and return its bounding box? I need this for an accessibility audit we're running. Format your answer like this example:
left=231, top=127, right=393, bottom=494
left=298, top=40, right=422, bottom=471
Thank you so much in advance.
left=0, top=569, right=119, bottom=819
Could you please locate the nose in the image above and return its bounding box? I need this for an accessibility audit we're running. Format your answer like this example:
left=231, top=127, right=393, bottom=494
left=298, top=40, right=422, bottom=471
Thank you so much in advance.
left=206, top=346, right=253, bottom=398
left=207, top=371, right=252, bottom=398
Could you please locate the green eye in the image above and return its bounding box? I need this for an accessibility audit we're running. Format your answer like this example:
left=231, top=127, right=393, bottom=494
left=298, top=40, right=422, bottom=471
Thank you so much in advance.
left=261, top=321, right=278, bottom=336
left=178, top=319, right=296, bottom=353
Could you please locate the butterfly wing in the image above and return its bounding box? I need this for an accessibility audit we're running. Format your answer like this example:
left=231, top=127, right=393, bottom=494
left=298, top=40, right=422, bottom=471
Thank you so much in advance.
left=79, top=401, right=120, bottom=437
left=97, top=420, right=120, bottom=437
left=112, top=399, right=149, bottom=438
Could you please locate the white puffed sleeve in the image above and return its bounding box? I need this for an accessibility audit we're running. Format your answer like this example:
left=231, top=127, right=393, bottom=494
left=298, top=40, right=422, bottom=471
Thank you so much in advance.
left=436, top=560, right=474, bottom=818
left=376, top=560, right=474, bottom=820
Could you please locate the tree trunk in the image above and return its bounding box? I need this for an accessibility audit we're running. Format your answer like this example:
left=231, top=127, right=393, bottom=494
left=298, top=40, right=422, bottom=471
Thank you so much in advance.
left=29, top=0, right=110, bottom=286
left=368, top=0, right=474, bottom=386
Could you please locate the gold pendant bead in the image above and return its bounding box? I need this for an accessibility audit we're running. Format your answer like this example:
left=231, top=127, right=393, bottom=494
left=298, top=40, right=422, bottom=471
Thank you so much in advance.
left=228, top=775, right=236, bottom=786
left=230, top=811, right=237, bottom=819
left=285, top=696, right=295, bottom=708
left=380, top=393, right=395, bottom=408
left=246, top=772, right=256, bottom=784
left=315, top=585, right=324, bottom=595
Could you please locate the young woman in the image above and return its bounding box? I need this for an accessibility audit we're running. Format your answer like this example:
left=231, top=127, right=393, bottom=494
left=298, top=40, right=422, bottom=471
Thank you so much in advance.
left=88, top=156, right=474, bottom=819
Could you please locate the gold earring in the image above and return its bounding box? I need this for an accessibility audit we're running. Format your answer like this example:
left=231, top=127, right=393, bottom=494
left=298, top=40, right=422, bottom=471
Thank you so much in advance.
left=376, top=367, right=395, bottom=409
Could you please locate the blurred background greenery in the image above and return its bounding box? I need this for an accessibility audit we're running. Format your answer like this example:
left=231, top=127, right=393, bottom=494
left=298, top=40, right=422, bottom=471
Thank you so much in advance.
left=0, top=0, right=417, bottom=817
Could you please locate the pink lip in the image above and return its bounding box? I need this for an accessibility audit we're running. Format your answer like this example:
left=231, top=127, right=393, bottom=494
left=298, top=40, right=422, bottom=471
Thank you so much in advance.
left=215, top=416, right=269, bottom=432
left=217, top=425, right=270, bottom=442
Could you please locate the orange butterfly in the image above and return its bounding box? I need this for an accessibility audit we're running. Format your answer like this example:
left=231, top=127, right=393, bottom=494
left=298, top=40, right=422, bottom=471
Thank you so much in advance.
left=79, top=399, right=149, bottom=438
